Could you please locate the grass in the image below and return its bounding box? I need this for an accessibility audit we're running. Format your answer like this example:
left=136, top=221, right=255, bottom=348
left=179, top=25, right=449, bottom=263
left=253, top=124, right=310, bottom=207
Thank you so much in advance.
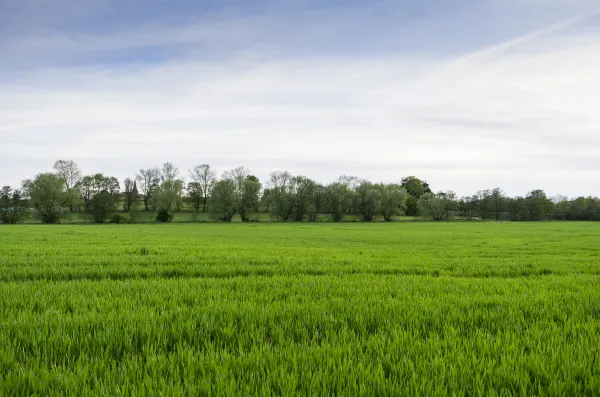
left=1, top=222, right=599, bottom=396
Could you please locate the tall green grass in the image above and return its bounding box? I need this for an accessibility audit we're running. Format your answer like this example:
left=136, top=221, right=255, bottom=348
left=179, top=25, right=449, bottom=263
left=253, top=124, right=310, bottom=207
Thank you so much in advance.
left=1, top=223, right=599, bottom=395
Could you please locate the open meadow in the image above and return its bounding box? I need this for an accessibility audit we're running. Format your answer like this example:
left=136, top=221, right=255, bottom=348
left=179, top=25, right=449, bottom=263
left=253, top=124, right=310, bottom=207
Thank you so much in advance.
left=1, top=222, right=600, bottom=396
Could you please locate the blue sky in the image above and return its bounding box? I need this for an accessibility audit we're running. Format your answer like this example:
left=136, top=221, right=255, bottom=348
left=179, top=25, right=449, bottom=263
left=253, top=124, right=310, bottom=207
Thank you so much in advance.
left=1, top=0, right=600, bottom=195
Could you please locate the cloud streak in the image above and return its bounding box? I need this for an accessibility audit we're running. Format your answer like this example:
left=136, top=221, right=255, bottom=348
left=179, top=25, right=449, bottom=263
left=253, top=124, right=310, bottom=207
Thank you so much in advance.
left=1, top=0, right=600, bottom=197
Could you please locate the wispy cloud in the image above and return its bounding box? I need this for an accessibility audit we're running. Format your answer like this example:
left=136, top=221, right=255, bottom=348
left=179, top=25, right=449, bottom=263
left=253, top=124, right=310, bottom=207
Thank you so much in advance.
left=1, top=0, right=599, bottom=196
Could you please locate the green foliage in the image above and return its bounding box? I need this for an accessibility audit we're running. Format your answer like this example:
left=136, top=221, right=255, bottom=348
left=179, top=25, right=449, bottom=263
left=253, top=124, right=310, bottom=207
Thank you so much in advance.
left=380, top=184, right=408, bottom=221
left=1, top=223, right=600, bottom=395
left=22, top=173, right=66, bottom=223
left=325, top=181, right=355, bottom=222
left=210, top=179, right=239, bottom=222
left=268, top=173, right=319, bottom=222
left=401, top=176, right=431, bottom=216
left=108, top=213, right=128, bottom=224
left=155, top=209, right=173, bottom=223
left=356, top=181, right=382, bottom=222
left=87, top=190, right=118, bottom=224
left=239, top=178, right=261, bottom=222
left=0, top=186, right=29, bottom=224
left=418, top=191, right=458, bottom=221
left=186, top=182, right=204, bottom=212
left=152, top=179, right=184, bottom=222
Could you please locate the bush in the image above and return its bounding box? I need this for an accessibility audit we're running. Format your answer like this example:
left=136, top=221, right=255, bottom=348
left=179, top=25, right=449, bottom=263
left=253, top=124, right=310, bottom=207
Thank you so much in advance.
left=155, top=210, right=173, bottom=223
left=127, top=209, right=140, bottom=224
left=108, top=213, right=128, bottom=224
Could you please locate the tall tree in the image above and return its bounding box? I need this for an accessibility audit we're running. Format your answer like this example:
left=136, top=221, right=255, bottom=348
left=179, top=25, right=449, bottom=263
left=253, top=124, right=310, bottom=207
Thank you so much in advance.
left=380, top=184, right=408, bottom=221
left=189, top=164, right=216, bottom=212
left=22, top=173, right=66, bottom=223
left=210, top=179, right=239, bottom=222
left=122, top=177, right=139, bottom=212
left=153, top=179, right=184, bottom=222
left=0, top=186, right=29, bottom=224
left=187, top=182, right=204, bottom=212
left=268, top=173, right=318, bottom=222
left=490, top=187, right=507, bottom=221
left=160, top=162, right=179, bottom=183
left=418, top=191, right=458, bottom=221
left=53, top=160, right=82, bottom=212
left=355, top=181, right=382, bottom=222
left=87, top=191, right=118, bottom=224
left=239, top=178, right=262, bottom=222
left=325, top=180, right=356, bottom=222
left=401, top=176, right=431, bottom=216
left=136, top=168, right=161, bottom=211
left=223, top=166, right=250, bottom=193
left=77, top=174, right=121, bottom=223
left=524, top=189, right=554, bottom=221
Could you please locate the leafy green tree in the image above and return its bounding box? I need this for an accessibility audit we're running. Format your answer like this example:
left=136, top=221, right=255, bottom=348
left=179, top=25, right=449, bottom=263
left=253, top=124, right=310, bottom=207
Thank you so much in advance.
left=152, top=179, right=184, bottom=222
left=187, top=182, right=205, bottom=212
left=0, top=186, right=29, bottom=224
left=418, top=191, right=458, bottom=221
left=87, top=191, right=118, bottom=223
left=136, top=168, right=161, bottom=211
left=122, top=178, right=139, bottom=212
left=325, top=180, right=356, bottom=222
left=239, top=178, right=261, bottom=222
left=53, top=160, right=82, bottom=212
left=380, top=184, right=408, bottom=221
left=401, top=176, right=431, bottom=216
left=524, top=189, right=554, bottom=221
left=22, top=173, right=66, bottom=223
left=210, top=179, right=239, bottom=222
left=189, top=164, right=216, bottom=212
left=356, top=181, right=382, bottom=222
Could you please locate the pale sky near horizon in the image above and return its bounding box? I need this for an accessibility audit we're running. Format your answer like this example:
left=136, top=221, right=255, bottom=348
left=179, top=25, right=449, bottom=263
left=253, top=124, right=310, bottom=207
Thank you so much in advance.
left=1, top=0, right=599, bottom=197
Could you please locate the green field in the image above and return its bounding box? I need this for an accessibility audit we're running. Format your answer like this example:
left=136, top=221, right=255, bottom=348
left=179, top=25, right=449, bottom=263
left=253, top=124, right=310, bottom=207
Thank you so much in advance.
left=1, top=223, right=600, bottom=396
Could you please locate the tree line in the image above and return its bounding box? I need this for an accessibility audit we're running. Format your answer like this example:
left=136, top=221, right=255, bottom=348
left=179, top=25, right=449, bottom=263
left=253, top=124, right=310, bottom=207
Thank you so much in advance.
left=1, top=160, right=598, bottom=224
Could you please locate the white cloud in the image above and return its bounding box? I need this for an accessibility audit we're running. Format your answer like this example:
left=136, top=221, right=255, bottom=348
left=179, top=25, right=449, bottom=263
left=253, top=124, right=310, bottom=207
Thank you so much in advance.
left=1, top=2, right=600, bottom=197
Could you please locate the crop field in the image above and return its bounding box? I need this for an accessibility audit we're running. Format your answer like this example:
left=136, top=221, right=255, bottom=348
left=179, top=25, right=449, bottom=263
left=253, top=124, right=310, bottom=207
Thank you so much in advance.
left=1, top=222, right=600, bottom=396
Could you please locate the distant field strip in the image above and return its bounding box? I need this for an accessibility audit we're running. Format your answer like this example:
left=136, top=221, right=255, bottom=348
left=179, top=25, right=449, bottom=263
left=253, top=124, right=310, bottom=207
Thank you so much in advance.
left=1, top=223, right=599, bottom=396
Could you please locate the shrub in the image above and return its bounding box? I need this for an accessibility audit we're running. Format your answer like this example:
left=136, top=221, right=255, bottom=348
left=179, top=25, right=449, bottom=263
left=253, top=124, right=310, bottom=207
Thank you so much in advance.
left=156, top=210, right=173, bottom=223
left=108, top=213, right=128, bottom=224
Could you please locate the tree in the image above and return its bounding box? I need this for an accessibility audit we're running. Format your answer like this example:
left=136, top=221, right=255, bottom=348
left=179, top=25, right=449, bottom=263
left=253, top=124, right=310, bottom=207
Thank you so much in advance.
left=136, top=168, right=161, bottom=211
left=53, top=160, right=82, bottom=212
left=239, top=178, right=262, bottom=222
left=122, top=178, right=139, bottom=212
left=551, top=195, right=570, bottom=220
left=189, top=164, right=216, bottom=212
left=401, top=176, right=431, bottom=216
left=187, top=182, right=205, bottom=212
left=355, top=181, right=382, bottom=222
left=0, top=186, right=29, bottom=224
left=380, top=184, right=408, bottom=221
left=458, top=196, right=477, bottom=220
left=76, top=174, right=121, bottom=222
left=268, top=173, right=318, bottom=222
left=210, top=179, right=239, bottom=222
left=223, top=166, right=250, bottom=192
left=524, top=189, right=554, bottom=221
left=87, top=191, right=118, bottom=223
left=152, top=179, right=184, bottom=222
left=160, top=162, right=179, bottom=183
left=418, top=191, right=458, bottom=221
left=490, top=188, right=507, bottom=220
left=325, top=180, right=355, bottom=222
left=22, top=173, right=66, bottom=223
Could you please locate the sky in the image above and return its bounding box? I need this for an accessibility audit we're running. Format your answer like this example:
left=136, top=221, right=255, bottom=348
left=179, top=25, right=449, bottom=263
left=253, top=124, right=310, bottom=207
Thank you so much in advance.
left=1, top=0, right=599, bottom=197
